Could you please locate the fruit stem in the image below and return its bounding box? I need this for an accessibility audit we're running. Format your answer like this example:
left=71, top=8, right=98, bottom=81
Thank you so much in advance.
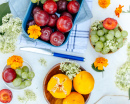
left=37, top=0, right=40, bottom=5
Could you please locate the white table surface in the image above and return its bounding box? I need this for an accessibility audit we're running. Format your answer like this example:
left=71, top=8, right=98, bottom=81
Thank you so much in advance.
left=0, top=0, right=130, bottom=104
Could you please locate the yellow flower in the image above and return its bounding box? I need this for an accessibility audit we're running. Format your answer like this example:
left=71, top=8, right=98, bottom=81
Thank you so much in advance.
left=7, top=55, right=23, bottom=69
left=115, top=5, right=124, bottom=18
left=27, top=25, right=41, bottom=39
left=94, top=57, right=108, bottom=70
left=98, top=0, right=110, bottom=8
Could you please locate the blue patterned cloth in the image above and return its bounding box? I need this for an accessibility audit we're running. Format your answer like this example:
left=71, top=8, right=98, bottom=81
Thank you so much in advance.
left=8, top=0, right=93, bottom=53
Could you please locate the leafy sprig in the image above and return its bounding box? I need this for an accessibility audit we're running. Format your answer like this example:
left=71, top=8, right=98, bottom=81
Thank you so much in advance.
left=122, top=6, right=130, bottom=13
left=0, top=32, right=5, bottom=35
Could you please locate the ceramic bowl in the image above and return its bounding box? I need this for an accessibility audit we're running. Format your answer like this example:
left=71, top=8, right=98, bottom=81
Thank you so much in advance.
left=2, top=61, right=33, bottom=90
left=43, top=63, right=91, bottom=104
left=89, top=21, right=126, bottom=54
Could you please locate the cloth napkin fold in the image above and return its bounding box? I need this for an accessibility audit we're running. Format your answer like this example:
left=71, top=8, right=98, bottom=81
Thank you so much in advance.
left=8, top=0, right=93, bottom=53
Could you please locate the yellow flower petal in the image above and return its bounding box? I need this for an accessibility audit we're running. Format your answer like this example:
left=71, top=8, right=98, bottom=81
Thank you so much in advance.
left=94, top=57, right=108, bottom=71
left=7, top=55, right=23, bottom=69
left=27, top=25, right=41, bottom=39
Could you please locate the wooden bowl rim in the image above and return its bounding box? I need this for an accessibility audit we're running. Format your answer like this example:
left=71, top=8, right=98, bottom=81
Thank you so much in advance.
left=89, top=21, right=126, bottom=54
left=43, top=63, right=91, bottom=104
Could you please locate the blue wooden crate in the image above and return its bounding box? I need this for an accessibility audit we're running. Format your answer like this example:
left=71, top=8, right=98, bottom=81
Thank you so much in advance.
left=22, top=0, right=84, bottom=47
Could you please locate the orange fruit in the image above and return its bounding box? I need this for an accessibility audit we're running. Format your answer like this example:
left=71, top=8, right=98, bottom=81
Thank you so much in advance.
left=47, top=74, right=72, bottom=98
left=73, top=71, right=95, bottom=94
left=63, top=92, right=84, bottom=104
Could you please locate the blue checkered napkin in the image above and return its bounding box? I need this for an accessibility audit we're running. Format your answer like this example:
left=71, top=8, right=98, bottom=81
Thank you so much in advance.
left=8, top=0, right=93, bottom=53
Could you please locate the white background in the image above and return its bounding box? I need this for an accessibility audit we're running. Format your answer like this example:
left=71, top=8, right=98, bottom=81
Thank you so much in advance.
left=0, top=0, right=130, bottom=104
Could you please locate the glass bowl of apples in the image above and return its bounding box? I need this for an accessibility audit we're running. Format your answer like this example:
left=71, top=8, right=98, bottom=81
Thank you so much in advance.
left=2, top=61, right=35, bottom=90
left=22, top=0, right=83, bottom=47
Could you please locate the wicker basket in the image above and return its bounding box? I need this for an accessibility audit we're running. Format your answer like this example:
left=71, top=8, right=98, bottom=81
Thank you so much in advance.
left=89, top=22, right=126, bottom=54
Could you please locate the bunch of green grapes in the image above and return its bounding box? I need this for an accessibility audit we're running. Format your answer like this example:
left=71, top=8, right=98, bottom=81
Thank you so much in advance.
left=31, top=0, right=46, bottom=4
left=90, top=23, right=128, bottom=54
left=13, top=66, right=35, bottom=89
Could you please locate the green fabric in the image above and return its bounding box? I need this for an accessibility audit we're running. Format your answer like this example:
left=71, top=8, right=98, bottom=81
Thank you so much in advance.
left=0, top=2, right=11, bottom=25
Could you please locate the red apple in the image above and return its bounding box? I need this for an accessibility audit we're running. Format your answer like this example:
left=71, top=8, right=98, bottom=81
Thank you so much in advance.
left=32, top=6, right=42, bottom=16
left=61, top=12, right=73, bottom=20
left=0, top=89, right=12, bottom=103
left=43, top=1, right=57, bottom=14
left=34, top=10, right=50, bottom=26
left=48, top=14, right=58, bottom=27
left=57, top=16, right=73, bottom=33
left=67, top=1, right=80, bottom=14
left=50, top=31, right=65, bottom=46
left=2, top=68, right=16, bottom=83
left=57, top=0, right=68, bottom=13
left=26, top=20, right=35, bottom=29
left=40, top=27, right=52, bottom=41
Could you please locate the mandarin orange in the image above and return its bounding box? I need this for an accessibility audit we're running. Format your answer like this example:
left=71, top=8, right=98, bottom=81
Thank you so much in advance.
left=73, top=71, right=95, bottom=94
left=63, top=92, right=84, bottom=104
left=47, top=74, right=72, bottom=98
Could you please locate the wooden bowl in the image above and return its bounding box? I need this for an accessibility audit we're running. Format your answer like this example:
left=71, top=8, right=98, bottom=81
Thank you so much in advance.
left=43, top=63, right=91, bottom=104
left=89, top=22, right=126, bottom=54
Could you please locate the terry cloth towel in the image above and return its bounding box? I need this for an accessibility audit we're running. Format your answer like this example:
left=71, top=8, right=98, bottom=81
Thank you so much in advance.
left=8, top=0, right=93, bottom=53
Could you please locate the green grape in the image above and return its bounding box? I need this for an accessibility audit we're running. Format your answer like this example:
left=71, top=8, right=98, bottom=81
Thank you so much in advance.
left=95, top=46, right=102, bottom=52
left=100, top=36, right=106, bottom=42
left=101, top=47, right=110, bottom=54
left=22, top=72, right=28, bottom=79
left=40, top=0, right=46, bottom=4
left=13, top=78, right=22, bottom=87
left=115, top=30, right=121, bottom=38
left=97, top=30, right=104, bottom=36
left=103, top=28, right=108, bottom=34
left=91, top=35, right=99, bottom=42
left=24, top=80, right=32, bottom=87
left=104, top=34, right=107, bottom=38
left=121, top=30, right=128, bottom=38
left=116, top=37, right=123, bottom=43
left=22, top=66, right=29, bottom=73
left=115, top=24, right=119, bottom=28
left=90, top=30, right=97, bottom=36
left=108, top=30, right=114, bottom=36
left=16, top=75, right=21, bottom=78
left=28, top=71, right=35, bottom=79
left=114, top=28, right=119, bottom=33
left=31, top=0, right=38, bottom=3
left=20, top=82, right=26, bottom=89
left=98, top=23, right=103, bottom=29
left=111, top=47, right=118, bottom=52
left=117, top=42, right=123, bottom=48
left=15, top=68, right=22, bottom=76
left=91, top=41, right=96, bottom=45
left=95, top=41, right=103, bottom=49
left=106, top=34, right=114, bottom=40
